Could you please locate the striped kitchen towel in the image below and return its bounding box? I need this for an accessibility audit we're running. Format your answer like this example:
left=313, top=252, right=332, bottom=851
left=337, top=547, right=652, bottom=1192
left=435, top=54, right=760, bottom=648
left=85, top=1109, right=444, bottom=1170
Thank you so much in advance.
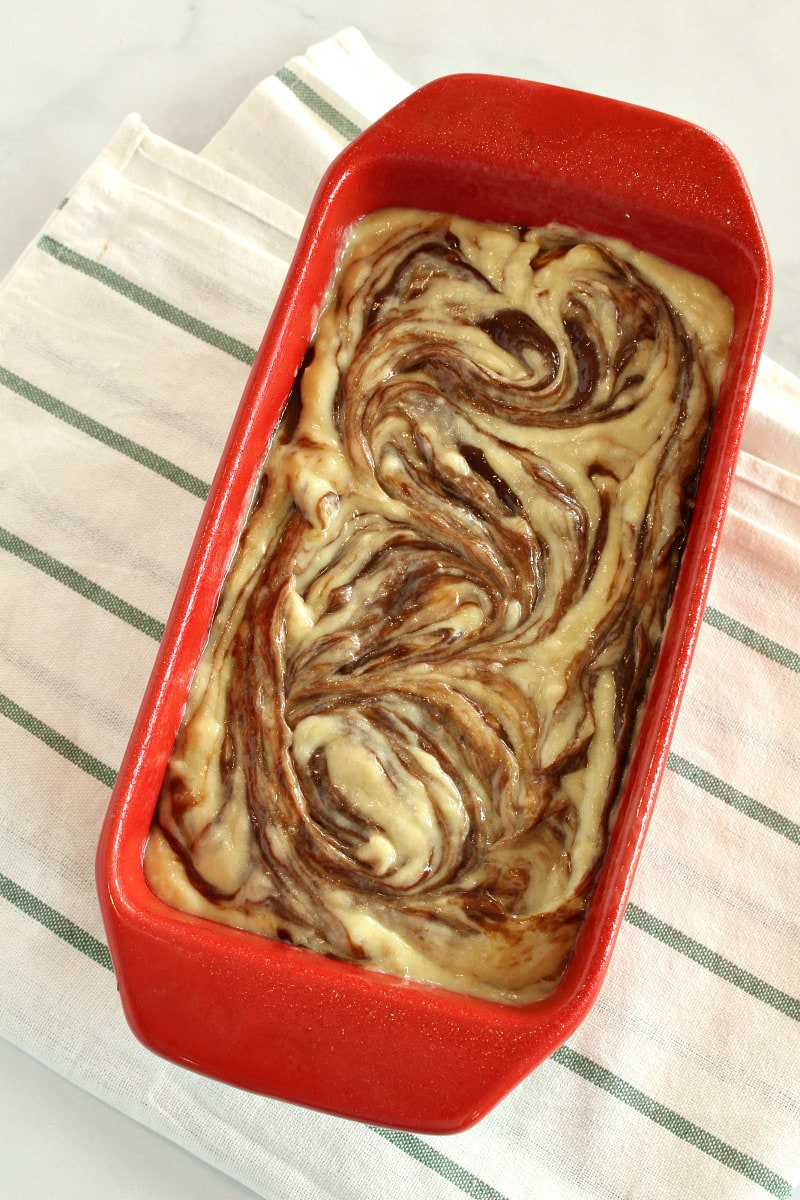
left=0, top=27, right=797, bottom=1200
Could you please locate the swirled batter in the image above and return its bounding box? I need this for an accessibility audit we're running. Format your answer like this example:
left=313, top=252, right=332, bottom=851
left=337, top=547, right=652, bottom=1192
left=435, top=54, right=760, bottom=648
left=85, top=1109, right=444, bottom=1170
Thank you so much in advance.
left=144, top=208, right=733, bottom=1004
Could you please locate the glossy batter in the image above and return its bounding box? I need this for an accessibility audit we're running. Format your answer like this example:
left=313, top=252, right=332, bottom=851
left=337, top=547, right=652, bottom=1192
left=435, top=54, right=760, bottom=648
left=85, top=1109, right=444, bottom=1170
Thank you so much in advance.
left=145, top=208, right=733, bottom=1003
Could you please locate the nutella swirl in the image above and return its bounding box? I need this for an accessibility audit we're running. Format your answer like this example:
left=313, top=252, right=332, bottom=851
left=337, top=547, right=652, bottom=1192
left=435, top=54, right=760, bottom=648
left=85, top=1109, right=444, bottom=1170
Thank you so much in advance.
left=145, top=209, right=733, bottom=1003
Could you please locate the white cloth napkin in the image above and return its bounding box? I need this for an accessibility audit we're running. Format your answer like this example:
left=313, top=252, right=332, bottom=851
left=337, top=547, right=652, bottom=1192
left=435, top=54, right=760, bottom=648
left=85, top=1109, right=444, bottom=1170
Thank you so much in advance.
left=0, top=27, right=798, bottom=1200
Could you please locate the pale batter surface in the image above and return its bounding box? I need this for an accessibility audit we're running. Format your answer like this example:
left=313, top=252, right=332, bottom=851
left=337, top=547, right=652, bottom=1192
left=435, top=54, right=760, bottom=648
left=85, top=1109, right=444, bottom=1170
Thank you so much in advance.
left=144, top=208, right=732, bottom=1004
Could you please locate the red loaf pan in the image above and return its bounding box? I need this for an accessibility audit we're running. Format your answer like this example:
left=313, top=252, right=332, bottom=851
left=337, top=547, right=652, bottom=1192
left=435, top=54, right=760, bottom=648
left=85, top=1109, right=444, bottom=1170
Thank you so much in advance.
left=96, top=74, right=772, bottom=1133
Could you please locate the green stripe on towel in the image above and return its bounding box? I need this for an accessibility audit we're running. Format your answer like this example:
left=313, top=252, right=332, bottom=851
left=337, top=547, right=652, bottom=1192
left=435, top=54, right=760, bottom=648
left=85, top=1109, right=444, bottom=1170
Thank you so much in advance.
left=625, top=903, right=800, bottom=1021
left=668, top=753, right=800, bottom=844
left=371, top=1128, right=509, bottom=1200
left=0, top=872, right=113, bottom=971
left=37, top=235, right=258, bottom=366
left=0, top=692, right=117, bottom=789
left=0, top=364, right=211, bottom=499
left=704, top=606, right=800, bottom=674
left=552, top=1044, right=793, bottom=1197
left=275, top=66, right=364, bottom=141
left=0, top=526, right=165, bottom=642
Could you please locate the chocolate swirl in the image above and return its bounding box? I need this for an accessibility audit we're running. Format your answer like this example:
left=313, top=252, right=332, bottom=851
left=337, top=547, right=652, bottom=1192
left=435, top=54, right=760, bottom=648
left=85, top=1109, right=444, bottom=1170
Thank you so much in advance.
left=145, top=210, right=732, bottom=1003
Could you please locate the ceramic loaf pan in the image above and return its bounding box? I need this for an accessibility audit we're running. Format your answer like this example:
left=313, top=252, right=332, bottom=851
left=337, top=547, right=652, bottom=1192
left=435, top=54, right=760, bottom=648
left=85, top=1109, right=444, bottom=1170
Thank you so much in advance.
left=96, top=74, right=772, bottom=1133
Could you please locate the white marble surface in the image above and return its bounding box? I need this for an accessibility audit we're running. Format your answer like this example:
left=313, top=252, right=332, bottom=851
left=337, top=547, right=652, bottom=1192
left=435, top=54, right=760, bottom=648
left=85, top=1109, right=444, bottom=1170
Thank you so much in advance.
left=0, top=2, right=798, bottom=1197
left=2, top=0, right=799, bottom=377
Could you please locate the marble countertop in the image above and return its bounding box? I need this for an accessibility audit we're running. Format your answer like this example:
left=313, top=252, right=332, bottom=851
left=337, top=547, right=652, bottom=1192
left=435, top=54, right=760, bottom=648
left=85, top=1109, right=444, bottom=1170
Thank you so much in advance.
left=1, top=3, right=798, bottom=1197
left=3, top=0, right=798, bottom=379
